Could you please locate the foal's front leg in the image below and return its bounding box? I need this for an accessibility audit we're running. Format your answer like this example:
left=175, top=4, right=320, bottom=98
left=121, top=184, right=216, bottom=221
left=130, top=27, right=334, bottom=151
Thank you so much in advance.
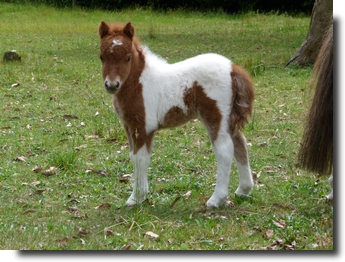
left=124, top=126, right=153, bottom=206
left=126, top=145, right=151, bottom=206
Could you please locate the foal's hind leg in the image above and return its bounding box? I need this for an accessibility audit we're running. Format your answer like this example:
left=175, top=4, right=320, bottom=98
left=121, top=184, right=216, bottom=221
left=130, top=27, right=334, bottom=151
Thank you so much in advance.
left=232, top=131, right=254, bottom=196
left=206, top=134, right=234, bottom=208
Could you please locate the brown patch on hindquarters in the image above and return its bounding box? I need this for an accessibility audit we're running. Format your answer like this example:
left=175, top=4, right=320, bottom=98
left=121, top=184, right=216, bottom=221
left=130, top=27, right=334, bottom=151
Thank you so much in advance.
left=194, top=83, right=222, bottom=143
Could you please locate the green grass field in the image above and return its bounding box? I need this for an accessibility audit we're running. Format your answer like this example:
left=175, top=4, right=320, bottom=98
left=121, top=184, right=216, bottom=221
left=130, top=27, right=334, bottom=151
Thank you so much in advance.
left=0, top=3, right=333, bottom=250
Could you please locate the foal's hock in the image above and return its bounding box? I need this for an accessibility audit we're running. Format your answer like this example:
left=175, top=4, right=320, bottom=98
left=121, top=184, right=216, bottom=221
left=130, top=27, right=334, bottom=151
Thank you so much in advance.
left=99, top=21, right=255, bottom=207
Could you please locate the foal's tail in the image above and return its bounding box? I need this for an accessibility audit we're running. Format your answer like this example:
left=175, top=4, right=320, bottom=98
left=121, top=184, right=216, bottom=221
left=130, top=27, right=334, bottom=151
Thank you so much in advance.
left=297, top=23, right=333, bottom=176
left=230, top=64, right=255, bottom=132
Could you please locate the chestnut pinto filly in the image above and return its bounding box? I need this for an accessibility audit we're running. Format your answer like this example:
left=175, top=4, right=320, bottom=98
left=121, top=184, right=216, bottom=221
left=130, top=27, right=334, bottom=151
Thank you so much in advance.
left=98, top=21, right=255, bottom=207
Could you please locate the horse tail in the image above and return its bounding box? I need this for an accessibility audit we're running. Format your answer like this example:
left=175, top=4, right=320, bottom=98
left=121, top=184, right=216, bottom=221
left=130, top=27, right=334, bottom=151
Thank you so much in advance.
left=297, top=23, right=333, bottom=176
left=229, top=64, right=255, bottom=133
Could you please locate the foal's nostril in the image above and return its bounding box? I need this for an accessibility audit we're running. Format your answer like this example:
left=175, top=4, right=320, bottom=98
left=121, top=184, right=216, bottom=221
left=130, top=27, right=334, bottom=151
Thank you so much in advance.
left=115, top=81, right=120, bottom=88
left=104, top=80, right=109, bottom=90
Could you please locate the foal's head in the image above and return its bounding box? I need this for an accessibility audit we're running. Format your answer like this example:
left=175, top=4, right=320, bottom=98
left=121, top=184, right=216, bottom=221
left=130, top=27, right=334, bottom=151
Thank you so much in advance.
left=98, top=21, right=135, bottom=94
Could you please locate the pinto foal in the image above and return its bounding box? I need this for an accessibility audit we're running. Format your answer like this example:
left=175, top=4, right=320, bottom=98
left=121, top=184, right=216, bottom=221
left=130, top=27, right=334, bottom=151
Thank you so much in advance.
left=98, top=21, right=255, bottom=207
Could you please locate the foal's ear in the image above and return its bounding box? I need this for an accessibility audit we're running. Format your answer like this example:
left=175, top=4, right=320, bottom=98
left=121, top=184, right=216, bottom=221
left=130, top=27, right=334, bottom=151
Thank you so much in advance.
left=123, top=22, right=134, bottom=40
left=99, top=21, right=110, bottom=38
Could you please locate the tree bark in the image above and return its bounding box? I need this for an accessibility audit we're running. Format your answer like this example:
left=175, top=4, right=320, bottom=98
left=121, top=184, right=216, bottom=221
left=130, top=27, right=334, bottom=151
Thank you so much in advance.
left=285, top=0, right=333, bottom=67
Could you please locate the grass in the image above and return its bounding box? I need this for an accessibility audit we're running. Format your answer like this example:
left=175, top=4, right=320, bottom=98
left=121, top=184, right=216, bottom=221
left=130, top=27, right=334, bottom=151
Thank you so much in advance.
left=0, top=3, right=333, bottom=250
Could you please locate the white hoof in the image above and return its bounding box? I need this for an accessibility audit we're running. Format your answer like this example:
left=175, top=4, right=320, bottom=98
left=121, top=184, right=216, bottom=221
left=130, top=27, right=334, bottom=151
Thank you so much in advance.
left=235, top=185, right=253, bottom=197
left=125, top=193, right=146, bottom=206
left=206, top=194, right=227, bottom=208
left=326, top=190, right=333, bottom=201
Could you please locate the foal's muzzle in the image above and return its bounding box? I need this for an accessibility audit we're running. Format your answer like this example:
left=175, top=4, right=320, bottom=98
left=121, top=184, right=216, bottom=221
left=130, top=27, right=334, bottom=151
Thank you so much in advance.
left=104, top=80, right=120, bottom=94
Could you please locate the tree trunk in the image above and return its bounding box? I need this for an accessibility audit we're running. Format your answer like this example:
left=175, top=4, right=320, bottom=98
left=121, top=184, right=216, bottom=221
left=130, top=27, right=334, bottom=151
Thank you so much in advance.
left=285, top=0, right=333, bottom=67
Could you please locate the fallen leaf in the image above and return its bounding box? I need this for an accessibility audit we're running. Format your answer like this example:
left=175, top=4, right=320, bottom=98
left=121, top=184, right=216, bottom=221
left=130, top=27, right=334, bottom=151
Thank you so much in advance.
left=311, top=243, right=318, bottom=249
left=63, top=114, right=78, bottom=120
left=262, top=239, right=283, bottom=250
left=15, top=156, right=26, bottom=162
left=75, top=144, right=87, bottom=151
left=119, top=178, right=129, bottom=183
left=68, top=199, right=80, bottom=204
left=183, top=190, right=192, bottom=199
left=36, top=189, right=45, bottom=195
left=106, top=138, right=117, bottom=142
left=272, top=239, right=284, bottom=250
left=258, top=141, right=267, bottom=147
left=30, top=181, right=41, bottom=186
left=56, top=237, right=70, bottom=244
left=96, top=203, right=111, bottom=209
left=42, top=167, right=58, bottom=176
left=266, top=228, right=274, bottom=238
left=104, top=227, right=114, bottom=236
left=273, top=220, right=286, bottom=229
left=32, top=166, right=43, bottom=173
left=76, top=225, right=90, bottom=235
left=170, top=196, right=181, bottom=208
left=285, top=240, right=296, bottom=250
left=225, top=199, right=235, bottom=208
left=67, top=207, right=78, bottom=213
left=121, top=244, right=131, bottom=250
left=23, top=209, right=36, bottom=215
left=264, top=169, right=278, bottom=173
left=144, top=231, right=159, bottom=239
left=11, top=82, right=20, bottom=87
left=85, top=135, right=99, bottom=139
left=86, top=169, right=111, bottom=176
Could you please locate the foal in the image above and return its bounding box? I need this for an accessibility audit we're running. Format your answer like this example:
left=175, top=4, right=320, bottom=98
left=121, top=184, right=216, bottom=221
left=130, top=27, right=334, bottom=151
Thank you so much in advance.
left=98, top=21, right=255, bottom=207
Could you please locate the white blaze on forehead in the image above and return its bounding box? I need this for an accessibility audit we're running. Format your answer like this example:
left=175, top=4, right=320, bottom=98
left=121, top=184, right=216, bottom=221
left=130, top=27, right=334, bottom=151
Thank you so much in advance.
left=112, top=39, right=123, bottom=46
left=110, top=39, right=123, bottom=52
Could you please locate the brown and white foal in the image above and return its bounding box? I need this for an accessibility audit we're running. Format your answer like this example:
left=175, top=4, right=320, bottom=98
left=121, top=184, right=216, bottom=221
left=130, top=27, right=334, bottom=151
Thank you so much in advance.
left=98, top=21, right=255, bottom=207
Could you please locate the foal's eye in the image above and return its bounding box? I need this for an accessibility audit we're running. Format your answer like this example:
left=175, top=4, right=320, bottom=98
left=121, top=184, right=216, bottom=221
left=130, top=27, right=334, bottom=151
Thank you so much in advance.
left=126, top=56, right=131, bottom=62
